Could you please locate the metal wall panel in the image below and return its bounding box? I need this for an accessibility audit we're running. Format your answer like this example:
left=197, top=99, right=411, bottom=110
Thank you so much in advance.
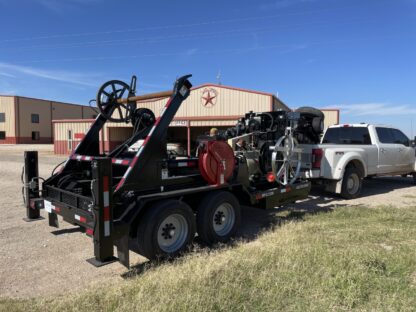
left=139, top=85, right=272, bottom=118
left=18, top=97, right=52, bottom=140
left=190, top=120, right=236, bottom=127
left=0, top=96, right=16, bottom=137
left=52, top=102, right=83, bottom=120
left=53, top=121, right=92, bottom=140
left=321, top=110, right=340, bottom=129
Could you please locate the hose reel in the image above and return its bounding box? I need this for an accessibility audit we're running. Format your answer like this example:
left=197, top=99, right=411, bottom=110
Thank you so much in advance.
left=271, top=127, right=303, bottom=186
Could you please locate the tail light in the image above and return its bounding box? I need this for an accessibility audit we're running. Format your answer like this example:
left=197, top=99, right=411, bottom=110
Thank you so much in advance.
left=266, top=172, right=275, bottom=183
left=312, top=148, right=323, bottom=169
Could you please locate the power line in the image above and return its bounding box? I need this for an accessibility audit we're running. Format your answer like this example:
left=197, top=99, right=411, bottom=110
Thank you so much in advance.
left=0, top=4, right=361, bottom=44
left=0, top=17, right=366, bottom=51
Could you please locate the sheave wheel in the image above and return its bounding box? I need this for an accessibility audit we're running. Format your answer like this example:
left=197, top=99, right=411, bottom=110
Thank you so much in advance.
left=136, top=200, right=196, bottom=260
left=196, top=191, right=241, bottom=245
left=340, top=167, right=363, bottom=199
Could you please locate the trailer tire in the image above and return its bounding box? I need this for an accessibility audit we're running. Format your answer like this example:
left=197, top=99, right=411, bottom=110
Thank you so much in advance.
left=136, top=200, right=196, bottom=260
left=196, top=191, right=241, bottom=245
left=340, top=167, right=363, bottom=199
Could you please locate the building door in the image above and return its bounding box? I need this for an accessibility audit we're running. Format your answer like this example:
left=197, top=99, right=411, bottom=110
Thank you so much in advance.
left=67, top=130, right=73, bottom=152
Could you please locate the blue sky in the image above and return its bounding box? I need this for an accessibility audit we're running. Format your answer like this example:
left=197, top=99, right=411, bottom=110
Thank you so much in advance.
left=0, top=0, right=415, bottom=136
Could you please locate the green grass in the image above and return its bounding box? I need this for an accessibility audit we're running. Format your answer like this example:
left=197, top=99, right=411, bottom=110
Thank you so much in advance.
left=1, top=205, right=416, bottom=312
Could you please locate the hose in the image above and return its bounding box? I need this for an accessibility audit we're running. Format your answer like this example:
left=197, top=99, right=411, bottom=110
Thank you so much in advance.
left=52, top=160, right=66, bottom=176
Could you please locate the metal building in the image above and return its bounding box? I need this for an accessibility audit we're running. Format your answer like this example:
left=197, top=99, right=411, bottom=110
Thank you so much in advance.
left=0, top=95, right=97, bottom=144
left=52, top=83, right=339, bottom=155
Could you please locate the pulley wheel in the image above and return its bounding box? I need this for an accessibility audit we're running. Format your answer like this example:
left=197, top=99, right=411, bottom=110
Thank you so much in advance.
left=96, top=80, right=135, bottom=122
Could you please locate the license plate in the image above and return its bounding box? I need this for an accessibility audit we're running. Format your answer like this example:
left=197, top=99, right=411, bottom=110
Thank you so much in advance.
left=44, top=200, right=53, bottom=213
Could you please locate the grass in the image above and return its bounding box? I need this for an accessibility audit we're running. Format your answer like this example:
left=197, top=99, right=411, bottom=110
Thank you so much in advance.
left=1, top=205, right=416, bottom=312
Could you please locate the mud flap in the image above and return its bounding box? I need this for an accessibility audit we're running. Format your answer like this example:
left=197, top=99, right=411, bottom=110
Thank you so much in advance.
left=114, top=222, right=130, bottom=269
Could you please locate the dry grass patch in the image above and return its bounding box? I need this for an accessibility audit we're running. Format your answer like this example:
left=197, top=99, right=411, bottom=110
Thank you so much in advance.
left=1, top=205, right=416, bottom=312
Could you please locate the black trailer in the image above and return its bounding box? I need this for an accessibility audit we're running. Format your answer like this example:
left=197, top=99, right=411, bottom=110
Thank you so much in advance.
left=23, top=74, right=311, bottom=268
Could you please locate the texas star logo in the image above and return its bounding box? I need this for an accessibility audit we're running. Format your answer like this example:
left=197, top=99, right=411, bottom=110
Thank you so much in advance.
left=201, top=88, right=218, bottom=108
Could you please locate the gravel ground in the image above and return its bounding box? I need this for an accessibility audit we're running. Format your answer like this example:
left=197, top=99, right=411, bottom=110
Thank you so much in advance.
left=0, top=145, right=415, bottom=299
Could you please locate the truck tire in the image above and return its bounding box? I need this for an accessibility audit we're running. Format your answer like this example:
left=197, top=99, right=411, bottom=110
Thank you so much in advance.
left=196, top=191, right=241, bottom=245
left=136, top=200, right=196, bottom=260
left=340, top=167, right=363, bottom=199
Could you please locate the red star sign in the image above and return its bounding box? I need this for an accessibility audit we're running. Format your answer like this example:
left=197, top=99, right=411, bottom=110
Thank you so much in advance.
left=202, top=89, right=217, bottom=107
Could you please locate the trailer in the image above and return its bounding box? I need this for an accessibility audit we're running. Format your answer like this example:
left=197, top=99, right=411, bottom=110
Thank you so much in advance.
left=22, top=74, right=313, bottom=268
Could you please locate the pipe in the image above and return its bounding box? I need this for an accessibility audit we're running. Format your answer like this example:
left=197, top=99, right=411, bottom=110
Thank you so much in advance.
left=117, top=90, right=173, bottom=104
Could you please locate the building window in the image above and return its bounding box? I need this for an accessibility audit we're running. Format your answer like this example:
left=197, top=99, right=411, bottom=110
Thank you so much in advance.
left=31, top=114, right=40, bottom=123
left=32, top=131, right=40, bottom=141
left=0, top=113, right=5, bottom=122
left=0, top=131, right=5, bottom=140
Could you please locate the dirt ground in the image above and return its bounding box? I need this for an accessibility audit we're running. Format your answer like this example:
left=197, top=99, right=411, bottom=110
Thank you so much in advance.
left=0, top=145, right=415, bottom=299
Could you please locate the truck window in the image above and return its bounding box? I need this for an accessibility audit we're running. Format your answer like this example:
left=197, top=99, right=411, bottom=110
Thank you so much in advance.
left=376, top=127, right=395, bottom=144
left=322, top=127, right=372, bottom=145
left=391, top=129, right=410, bottom=146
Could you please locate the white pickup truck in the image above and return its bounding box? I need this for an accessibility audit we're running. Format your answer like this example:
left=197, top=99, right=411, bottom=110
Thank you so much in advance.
left=301, top=124, right=416, bottom=199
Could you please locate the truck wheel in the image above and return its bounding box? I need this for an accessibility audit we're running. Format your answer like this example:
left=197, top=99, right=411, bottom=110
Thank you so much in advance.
left=196, top=191, right=241, bottom=245
left=136, top=200, right=196, bottom=260
left=340, top=167, right=363, bottom=199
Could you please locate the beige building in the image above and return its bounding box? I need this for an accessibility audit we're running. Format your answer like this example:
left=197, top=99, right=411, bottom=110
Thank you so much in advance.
left=53, top=83, right=340, bottom=155
left=0, top=95, right=97, bottom=144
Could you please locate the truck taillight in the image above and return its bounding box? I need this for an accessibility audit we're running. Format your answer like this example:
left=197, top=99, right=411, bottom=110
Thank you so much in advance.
left=312, top=148, right=323, bottom=169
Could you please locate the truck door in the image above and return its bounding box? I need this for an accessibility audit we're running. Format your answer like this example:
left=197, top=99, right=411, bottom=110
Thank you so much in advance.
left=375, top=127, right=399, bottom=174
left=391, top=129, right=414, bottom=173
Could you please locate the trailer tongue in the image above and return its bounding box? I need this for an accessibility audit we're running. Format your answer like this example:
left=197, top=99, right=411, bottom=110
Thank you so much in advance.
left=22, top=74, right=312, bottom=268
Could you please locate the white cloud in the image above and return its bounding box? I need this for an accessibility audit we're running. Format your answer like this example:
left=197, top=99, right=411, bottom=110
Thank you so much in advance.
left=0, top=62, right=99, bottom=87
left=0, top=72, right=16, bottom=78
left=324, top=103, right=416, bottom=116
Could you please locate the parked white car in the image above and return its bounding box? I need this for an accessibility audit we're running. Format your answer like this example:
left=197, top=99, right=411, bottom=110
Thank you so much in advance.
left=301, top=124, right=416, bottom=198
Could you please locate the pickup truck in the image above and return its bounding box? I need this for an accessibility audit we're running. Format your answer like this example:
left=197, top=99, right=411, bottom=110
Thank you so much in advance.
left=301, top=124, right=416, bottom=199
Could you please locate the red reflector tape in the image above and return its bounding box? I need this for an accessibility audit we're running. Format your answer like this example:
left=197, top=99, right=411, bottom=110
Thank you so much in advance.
left=103, top=176, right=109, bottom=192
left=103, top=206, right=110, bottom=221
left=75, top=214, right=87, bottom=223
left=86, top=228, right=93, bottom=236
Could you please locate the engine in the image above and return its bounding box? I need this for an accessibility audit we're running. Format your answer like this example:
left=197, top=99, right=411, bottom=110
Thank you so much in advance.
left=225, top=107, right=324, bottom=186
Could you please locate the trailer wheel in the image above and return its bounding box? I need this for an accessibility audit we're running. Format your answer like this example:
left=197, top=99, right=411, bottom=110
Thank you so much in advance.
left=136, top=200, right=196, bottom=260
left=196, top=191, right=241, bottom=245
left=340, top=167, right=363, bottom=199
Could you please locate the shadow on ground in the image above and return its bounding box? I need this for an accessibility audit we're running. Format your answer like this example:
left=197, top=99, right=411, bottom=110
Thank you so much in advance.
left=121, top=177, right=415, bottom=278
